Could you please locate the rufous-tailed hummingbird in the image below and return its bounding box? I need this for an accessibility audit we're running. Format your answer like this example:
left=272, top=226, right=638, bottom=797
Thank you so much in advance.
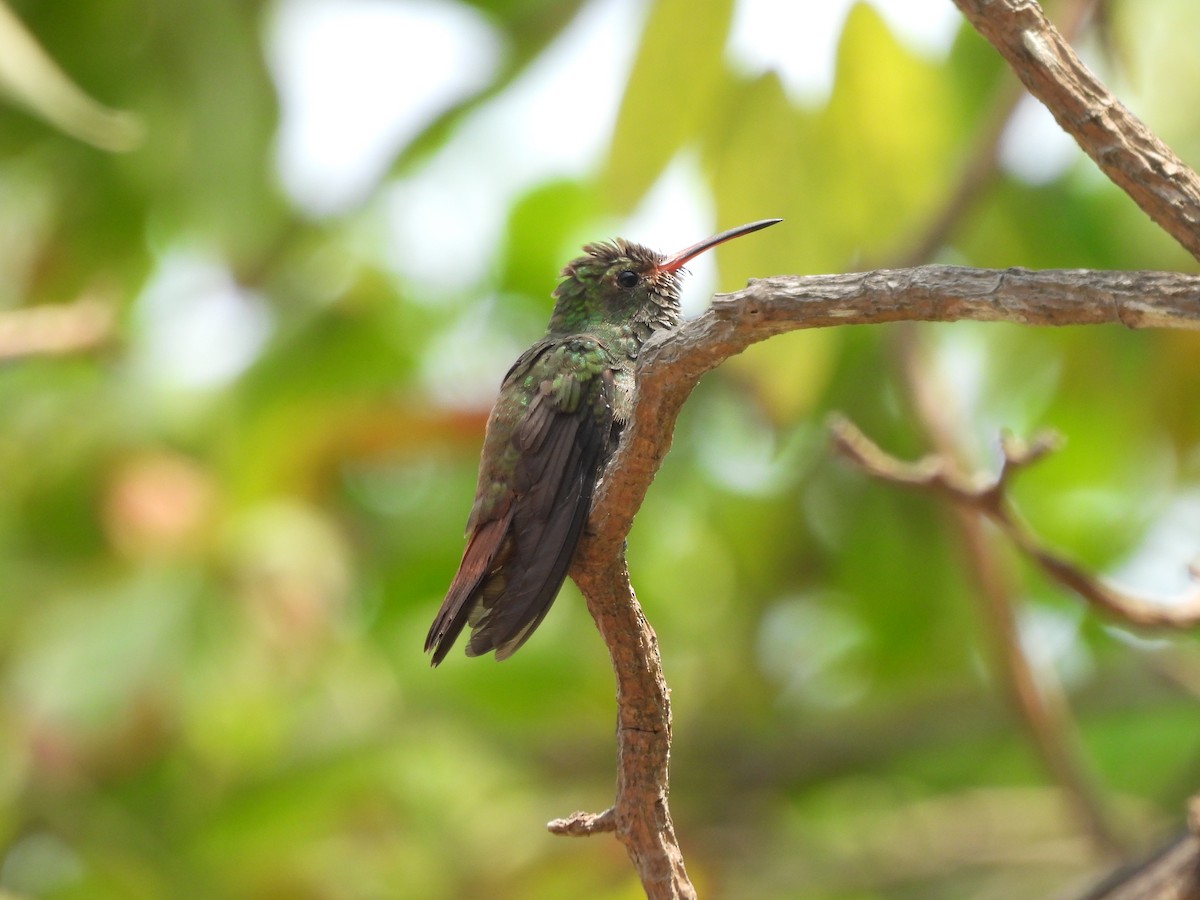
left=425, top=218, right=781, bottom=664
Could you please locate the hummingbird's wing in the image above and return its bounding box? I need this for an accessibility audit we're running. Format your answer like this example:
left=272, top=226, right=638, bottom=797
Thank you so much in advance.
left=425, top=337, right=617, bottom=664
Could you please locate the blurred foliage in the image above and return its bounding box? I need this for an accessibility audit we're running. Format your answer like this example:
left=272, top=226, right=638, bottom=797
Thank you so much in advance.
left=1, top=0, right=1199, bottom=898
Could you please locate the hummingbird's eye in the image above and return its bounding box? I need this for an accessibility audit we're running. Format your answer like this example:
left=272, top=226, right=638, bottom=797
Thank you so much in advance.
left=616, top=270, right=640, bottom=289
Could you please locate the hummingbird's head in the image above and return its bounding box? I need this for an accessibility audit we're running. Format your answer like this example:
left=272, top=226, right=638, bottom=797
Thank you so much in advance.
left=547, top=219, right=782, bottom=344
left=549, top=239, right=682, bottom=339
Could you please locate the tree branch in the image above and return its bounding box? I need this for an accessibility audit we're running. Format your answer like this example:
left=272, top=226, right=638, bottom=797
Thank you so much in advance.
left=556, top=2, right=1200, bottom=895
left=593, top=265, right=1200, bottom=540
left=561, top=267, right=1200, bottom=896
left=890, top=5, right=1153, bottom=860
left=548, top=806, right=616, bottom=837
left=1077, top=798, right=1200, bottom=899
left=951, top=0, right=1200, bottom=264
left=561, top=555, right=693, bottom=899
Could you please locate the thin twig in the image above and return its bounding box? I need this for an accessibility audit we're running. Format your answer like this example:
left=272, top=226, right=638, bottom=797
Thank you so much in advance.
left=548, top=807, right=617, bottom=837
left=829, top=417, right=1200, bottom=630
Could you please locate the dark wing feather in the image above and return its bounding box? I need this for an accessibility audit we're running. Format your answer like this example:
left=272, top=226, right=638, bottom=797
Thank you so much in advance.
left=466, top=386, right=611, bottom=659
left=425, top=339, right=616, bottom=664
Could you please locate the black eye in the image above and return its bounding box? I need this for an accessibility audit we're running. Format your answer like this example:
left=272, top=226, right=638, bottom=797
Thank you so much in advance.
left=616, top=270, right=639, bottom=289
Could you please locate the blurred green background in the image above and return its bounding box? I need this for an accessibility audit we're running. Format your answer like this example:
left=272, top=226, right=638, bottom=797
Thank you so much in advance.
left=2, top=0, right=1200, bottom=897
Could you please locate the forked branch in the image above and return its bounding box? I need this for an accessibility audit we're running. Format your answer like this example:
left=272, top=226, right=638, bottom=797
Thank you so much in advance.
left=830, top=417, right=1200, bottom=630
left=561, top=266, right=1200, bottom=899
left=555, top=2, right=1200, bottom=897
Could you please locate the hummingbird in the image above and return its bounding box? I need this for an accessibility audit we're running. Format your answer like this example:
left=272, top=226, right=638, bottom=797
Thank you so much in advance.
left=425, top=218, right=781, bottom=665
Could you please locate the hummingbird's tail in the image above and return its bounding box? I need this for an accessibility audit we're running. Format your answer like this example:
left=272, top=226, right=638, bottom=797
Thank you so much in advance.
left=424, top=511, right=515, bottom=665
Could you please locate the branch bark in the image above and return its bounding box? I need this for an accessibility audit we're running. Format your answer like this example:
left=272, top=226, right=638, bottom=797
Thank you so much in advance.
left=588, top=266, right=1200, bottom=605
left=593, top=265, right=1200, bottom=537
left=951, top=0, right=1200, bottom=264
left=563, top=267, right=1200, bottom=897
left=558, top=560, right=691, bottom=898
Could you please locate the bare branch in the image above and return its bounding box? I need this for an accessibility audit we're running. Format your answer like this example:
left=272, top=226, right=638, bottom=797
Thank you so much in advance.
left=564, top=555, right=694, bottom=898
left=888, top=7, right=1127, bottom=849
left=594, top=266, right=1200, bottom=545
left=562, top=266, right=1200, bottom=895
left=829, top=417, right=1200, bottom=630
left=1077, top=831, right=1200, bottom=899
left=558, top=2, right=1200, bottom=893
left=548, top=807, right=617, bottom=837
left=952, top=0, right=1200, bottom=264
